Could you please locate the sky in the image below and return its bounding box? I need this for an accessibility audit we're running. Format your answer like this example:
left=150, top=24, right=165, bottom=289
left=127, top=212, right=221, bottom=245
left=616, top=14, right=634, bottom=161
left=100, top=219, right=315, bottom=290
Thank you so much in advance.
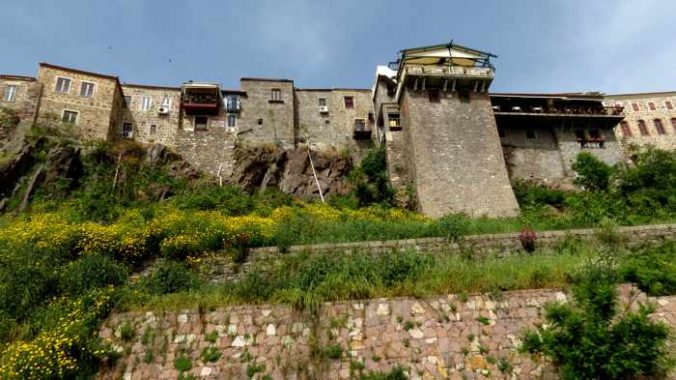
left=1, top=0, right=675, bottom=94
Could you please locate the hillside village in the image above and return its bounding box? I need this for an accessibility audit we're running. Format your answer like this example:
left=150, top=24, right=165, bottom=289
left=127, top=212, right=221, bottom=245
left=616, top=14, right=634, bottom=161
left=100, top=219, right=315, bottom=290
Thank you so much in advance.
left=0, top=41, right=675, bottom=380
left=2, top=42, right=675, bottom=217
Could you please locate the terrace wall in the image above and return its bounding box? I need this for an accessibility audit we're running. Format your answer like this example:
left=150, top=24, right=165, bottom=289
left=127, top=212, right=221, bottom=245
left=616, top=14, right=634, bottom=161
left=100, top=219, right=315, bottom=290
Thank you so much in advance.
left=98, top=287, right=675, bottom=380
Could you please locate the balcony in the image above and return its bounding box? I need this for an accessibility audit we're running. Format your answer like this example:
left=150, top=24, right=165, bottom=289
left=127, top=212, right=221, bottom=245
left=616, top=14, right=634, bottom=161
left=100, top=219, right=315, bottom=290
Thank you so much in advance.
left=353, top=120, right=372, bottom=139
left=405, top=64, right=494, bottom=80
left=182, top=83, right=221, bottom=115
left=493, top=104, right=624, bottom=117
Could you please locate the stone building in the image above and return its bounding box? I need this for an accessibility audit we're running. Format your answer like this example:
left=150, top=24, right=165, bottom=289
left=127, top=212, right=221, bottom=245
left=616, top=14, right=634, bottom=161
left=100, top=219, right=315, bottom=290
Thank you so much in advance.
left=491, top=93, right=624, bottom=183
left=119, top=83, right=182, bottom=146
left=0, top=75, right=41, bottom=148
left=3, top=42, right=675, bottom=218
left=36, top=63, right=124, bottom=140
left=604, top=92, right=676, bottom=151
left=373, top=43, right=520, bottom=218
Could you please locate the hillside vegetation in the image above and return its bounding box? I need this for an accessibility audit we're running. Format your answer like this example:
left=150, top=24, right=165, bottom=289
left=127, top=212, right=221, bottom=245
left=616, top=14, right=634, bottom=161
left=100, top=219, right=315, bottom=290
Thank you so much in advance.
left=0, top=131, right=674, bottom=378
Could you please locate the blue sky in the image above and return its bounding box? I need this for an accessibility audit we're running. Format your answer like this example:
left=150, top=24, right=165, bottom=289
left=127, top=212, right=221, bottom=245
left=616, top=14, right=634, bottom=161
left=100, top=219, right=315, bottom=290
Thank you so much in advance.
left=2, top=0, right=674, bottom=94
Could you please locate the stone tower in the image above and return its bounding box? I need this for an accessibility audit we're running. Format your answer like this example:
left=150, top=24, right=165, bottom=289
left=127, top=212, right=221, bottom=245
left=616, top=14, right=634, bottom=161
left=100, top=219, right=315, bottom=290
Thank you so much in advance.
left=374, top=42, right=519, bottom=218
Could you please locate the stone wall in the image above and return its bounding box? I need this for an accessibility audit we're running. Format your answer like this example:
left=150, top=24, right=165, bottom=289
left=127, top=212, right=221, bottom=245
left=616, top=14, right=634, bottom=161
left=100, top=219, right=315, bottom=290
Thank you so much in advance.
left=174, top=128, right=236, bottom=177
left=0, top=76, right=41, bottom=151
left=500, top=126, right=566, bottom=182
left=97, top=287, right=675, bottom=380
left=606, top=93, right=676, bottom=151
left=554, top=124, right=623, bottom=175
left=295, top=89, right=373, bottom=158
left=239, top=79, right=295, bottom=148
left=120, top=84, right=181, bottom=146
left=401, top=90, right=519, bottom=218
left=36, top=64, right=122, bottom=140
left=204, top=224, right=676, bottom=283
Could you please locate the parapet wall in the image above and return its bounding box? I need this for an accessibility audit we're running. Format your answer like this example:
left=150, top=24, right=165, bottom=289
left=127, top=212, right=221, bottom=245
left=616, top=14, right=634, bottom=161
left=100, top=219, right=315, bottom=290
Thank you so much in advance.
left=97, top=287, right=675, bottom=380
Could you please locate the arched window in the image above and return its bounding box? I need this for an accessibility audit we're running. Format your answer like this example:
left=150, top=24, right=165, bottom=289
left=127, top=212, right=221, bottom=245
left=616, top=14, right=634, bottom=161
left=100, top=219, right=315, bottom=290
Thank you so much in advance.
left=637, top=120, right=649, bottom=136
left=619, top=121, right=632, bottom=137
left=654, top=119, right=666, bottom=135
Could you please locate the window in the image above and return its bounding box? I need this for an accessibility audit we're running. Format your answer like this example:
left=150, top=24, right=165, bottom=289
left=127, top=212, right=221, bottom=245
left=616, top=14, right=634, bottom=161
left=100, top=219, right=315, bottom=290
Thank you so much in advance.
left=672, top=118, right=676, bottom=132
left=150, top=124, right=157, bottom=135
left=227, top=114, right=237, bottom=128
left=80, top=82, right=95, bottom=98
left=354, top=119, right=366, bottom=132
left=161, top=96, right=171, bottom=108
left=648, top=102, right=656, bottom=111
left=257, top=118, right=263, bottom=125
left=62, top=110, right=78, bottom=124
left=388, top=113, right=400, bottom=129
left=270, top=89, right=281, bottom=101
left=55, top=77, right=71, bottom=93
left=3, top=85, right=17, bottom=102
left=226, top=95, right=240, bottom=110
left=344, top=96, right=354, bottom=109
left=458, top=90, right=470, bottom=103
left=122, top=122, right=133, bottom=134
left=318, top=98, right=326, bottom=107
left=654, top=119, right=666, bottom=135
left=526, top=129, right=536, bottom=139
left=620, top=121, right=632, bottom=137
left=141, top=96, right=152, bottom=111
left=637, top=120, right=649, bottom=136
left=666, top=101, right=673, bottom=110
left=428, top=89, right=440, bottom=103
left=123, top=96, right=132, bottom=108
left=631, top=103, right=639, bottom=112
left=194, top=116, right=208, bottom=131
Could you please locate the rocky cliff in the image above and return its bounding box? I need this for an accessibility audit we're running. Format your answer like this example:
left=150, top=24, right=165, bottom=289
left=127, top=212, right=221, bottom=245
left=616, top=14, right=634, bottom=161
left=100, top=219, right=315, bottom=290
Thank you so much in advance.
left=230, top=145, right=353, bottom=198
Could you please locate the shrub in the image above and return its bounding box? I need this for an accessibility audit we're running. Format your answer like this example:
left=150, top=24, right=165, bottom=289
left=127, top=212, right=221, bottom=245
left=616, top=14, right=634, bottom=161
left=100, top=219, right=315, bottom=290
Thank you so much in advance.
left=323, top=343, right=343, bottom=359
left=59, top=253, right=128, bottom=295
left=141, top=259, right=198, bottom=295
left=174, top=355, right=192, bottom=372
left=572, top=152, right=614, bottom=191
left=520, top=260, right=671, bottom=379
left=619, top=241, right=676, bottom=296
left=200, top=346, right=221, bottom=362
left=359, top=366, right=408, bottom=380
left=118, top=321, right=135, bottom=342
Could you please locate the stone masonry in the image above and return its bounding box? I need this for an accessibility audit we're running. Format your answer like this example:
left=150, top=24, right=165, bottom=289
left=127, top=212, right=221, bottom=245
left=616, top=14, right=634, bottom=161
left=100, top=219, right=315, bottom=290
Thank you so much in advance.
left=606, top=92, right=676, bottom=152
left=36, top=63, right=124, bottom=141
left=2, top=41, right=676, bottom=218
left=97, top=287, right=676, bottom=380
left=400, top=90, right=519, bottom=217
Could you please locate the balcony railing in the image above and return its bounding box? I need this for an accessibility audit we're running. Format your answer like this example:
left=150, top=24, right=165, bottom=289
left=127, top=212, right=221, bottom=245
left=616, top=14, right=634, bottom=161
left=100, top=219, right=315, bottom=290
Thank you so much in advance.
left=493, top=105, right=624, bottom=117
left=405, top=64, right=494, bottom=79
left=353, top=122, right=372, bottom=139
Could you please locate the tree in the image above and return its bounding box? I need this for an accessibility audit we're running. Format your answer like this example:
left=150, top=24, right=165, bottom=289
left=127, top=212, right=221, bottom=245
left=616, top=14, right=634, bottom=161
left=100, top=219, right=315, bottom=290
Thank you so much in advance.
left=571, top=152, right=614, bottom=191
left=520, top=260, right=672, bottom=379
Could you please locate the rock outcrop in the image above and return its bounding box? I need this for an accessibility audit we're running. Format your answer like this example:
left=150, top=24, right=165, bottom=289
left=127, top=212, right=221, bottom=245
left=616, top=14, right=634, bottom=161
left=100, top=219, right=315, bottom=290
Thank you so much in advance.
left=230, top=145, right=353, bottom=198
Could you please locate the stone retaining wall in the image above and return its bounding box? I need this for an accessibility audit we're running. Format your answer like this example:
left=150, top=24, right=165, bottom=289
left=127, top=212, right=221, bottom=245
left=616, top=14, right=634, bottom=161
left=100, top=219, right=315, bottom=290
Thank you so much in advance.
left=203, top=224, right=676, bottom=283
left=97, top=287, right=675, bottom=380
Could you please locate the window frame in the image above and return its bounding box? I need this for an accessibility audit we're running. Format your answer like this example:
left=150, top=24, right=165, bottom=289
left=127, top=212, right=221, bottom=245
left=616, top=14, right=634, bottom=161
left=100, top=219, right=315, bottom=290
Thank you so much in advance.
left=123, top=95, right=132, bottom=109
left=161, top=96, right=172, bottom=109
left=631, top=103, right=639, bottom=112
left=354, top=118, right=366, bottom=131
left=671, top=118, right=676, bottom=132
left=654, top=119, right=666, bottom=135
left=61, top=109, right=79, bottom=124
left=55, top=77, right=72, bottom=93
left=620, top=121, right=632, bottom=137
left=227, top=113, right=237, bottom=128
left=344, top=96, right=354, bottom=109
left=318, top=98, right=327, bottom=107
left=3, top=85, right=17, bottom=102
left=637, top=119, right=649, bottom=136
left=149, top=124, right=157, bottom=135
left=141, top=96, right=153, bottom=112
left=194, top=116, right=208, bottom=131
left=666, top=101, right=673, bottom=110
left=79, top=81, right=95, bottom=98
left=270, top=88, right=282, bottom=102
left=648, top=102, right=656, bottom=111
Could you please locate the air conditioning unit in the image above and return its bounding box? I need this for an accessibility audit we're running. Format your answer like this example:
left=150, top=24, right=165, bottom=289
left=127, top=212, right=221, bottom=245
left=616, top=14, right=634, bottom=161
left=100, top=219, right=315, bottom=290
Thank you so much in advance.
left=158, top=106, right=170, bottom=115
left=318, top=105, right=329, bottom=113
left=121, top=131, right=133, bottom=139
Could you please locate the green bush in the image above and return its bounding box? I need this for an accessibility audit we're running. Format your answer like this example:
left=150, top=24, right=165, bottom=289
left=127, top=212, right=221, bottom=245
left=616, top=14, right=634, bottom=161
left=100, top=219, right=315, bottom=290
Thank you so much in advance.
left=141, top=259, right=199, bottom=295
left=350, top=147, right=395, bottom=207
left=521, top=260, right=672, bottom=379
left=572, top=152, right=614, bottom=191
left=60, top=253, right=128, bottom=296
left=359, top=366, right=408, bottom=380
left=619, top=241, right=676, bottom=296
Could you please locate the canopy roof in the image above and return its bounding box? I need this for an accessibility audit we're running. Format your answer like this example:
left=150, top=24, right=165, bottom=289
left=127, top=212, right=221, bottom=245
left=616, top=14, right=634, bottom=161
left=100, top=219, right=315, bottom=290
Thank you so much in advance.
left=399, top=41, right=496, bottom=68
